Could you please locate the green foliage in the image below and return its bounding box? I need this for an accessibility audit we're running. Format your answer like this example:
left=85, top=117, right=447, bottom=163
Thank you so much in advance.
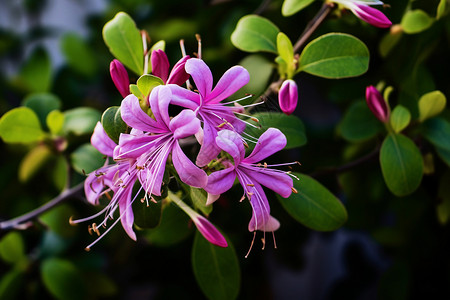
left=418, top=90, right=446, bottom=122
left=0, top=107, right=44, bottom=143
left=339, top=101, right=384, bottom=142
left=380, top=134, right=423, bottom=196
left=192, top=231, right=240, bottom=300
left=235, top=55, right=273, bottom=100
left=40, top=205, right=77, bottom=238
left=231, top=15, right=279, bottom=53
left=390, top=105, right=411, bottom=133
left=422, top=118, right=450, bottom=151
left=0, top=232, right=26, bottom=264
left=101, top=106, right=128, bottom=144
left=277, top=32, right=295, bottom=78
left=0, top=269, right=25, bottom=300
left=133, top=198, right=163, bottom=229
left=298, top=33, right=370, bottom=78
left=62, top=107, right=100, bottom=136
left=17, top=47, right=52, bottom=93
left=103, top=12, right=144, bottom=75
left=23, top=93, right=61, bottom=129
left=18, top=144, right=52, bottom=182
left=60, top=33, right=98, bottom=77
left=282, top=0, right=315, bottom=16
left=190, top=187, right=212, bottom=216
left=437, top=0, right=447, bottom=19
left=401, top=10, right=434, bottom=34
left=70, top=144, right=105, bottom=174
left=136, top=74, right=164, bottom=98
left=46, top=110, right=65, bottom=135
left=278, top=173, right=348, bottom=231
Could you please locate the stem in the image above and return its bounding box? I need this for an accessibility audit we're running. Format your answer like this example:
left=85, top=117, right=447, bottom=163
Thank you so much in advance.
left=293, top=2, right=333, bottom=53
left=0, top=183, right=84, bottom=230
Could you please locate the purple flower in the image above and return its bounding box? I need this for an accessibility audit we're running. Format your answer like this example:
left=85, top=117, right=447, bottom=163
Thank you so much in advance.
left=151, top=49, right=190, bottom=85
left=168, top=58, right=250, bottom=166
left=204, top=128, right=293, bottom=232
left=366, top=85, right=390, bottom=122
left=333, top=0, right=392, bottom=28
left=279, top=79, right=298, bottom=115
left=110, top=59, right=130, bottom=98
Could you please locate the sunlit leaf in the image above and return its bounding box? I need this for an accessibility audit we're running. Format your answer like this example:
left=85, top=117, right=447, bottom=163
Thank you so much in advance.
left=282, top=0, right=315, bottom=16
left=437, top=0, right=447, bottom=19
left=418, top=90, right=446, bottom=122
left=137, top=74, right=164, bottom=99
left=231, top=15, right=279, bottom=53
left=401, top=10, right=434, bottom=34
left=46, top=110, right=65, bottom=135
left=0, top=232, right=26, bottom=264
left=63, top=107, right=100, bottom=136
left=0, top=107, right=44, bottom=143
left=23, top=93, right=61, bottom=129
left=390, top=105, right=411, bottom=133
left=277, top=32, right=295, bottom=77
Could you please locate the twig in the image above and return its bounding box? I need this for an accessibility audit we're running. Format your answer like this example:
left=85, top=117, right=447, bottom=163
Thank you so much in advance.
left=0, top=182, right=84, bottom=230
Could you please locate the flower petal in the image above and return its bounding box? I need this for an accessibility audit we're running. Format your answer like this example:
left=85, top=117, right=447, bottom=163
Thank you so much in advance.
left=149, top=85, right=172, bottom=129
left=91, top=122, right=117, bottom=157
left=207, top=65, right=250, bottom=104
left=110, top=59, right=130, bottom=98
left=245, top=166, right=293, bottom=198
left=193, top=215, right=228, bottom=247
left=115, top=133, right=162, bottom=159
left=245, top=182, right=273, bottom=232
left=167, top=55, right=190, bottom=86
left=118, top=185, right=137, bottom=241
left=121, top=95, right=165, bottom=133
left=353, top=3, right=392, bottom=28
left=196, top=118, right=221, bottom=167
left=216, top=129, right=245, bottom=165
left=204, top=166, right=236, bottom=204
left=169, top=109, right=201, bottom=140
left=168, top=84, right=200, bottom=110
left=244, top=128, right=287, bottom=164
left=151, top=49, right=170, bottom=83
left=278, top=79, right=298, bottom=116
left=172, top=142, right=208, bottom=188
left=185, top=58, right=213, bottom=100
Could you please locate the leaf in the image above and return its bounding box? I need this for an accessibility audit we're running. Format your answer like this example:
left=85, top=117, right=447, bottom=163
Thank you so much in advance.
left=101, top=106, right=128, bottom=144
left=0, top=268, right=25, bottom=300
left=436, top=146, right=450, bottom=167
left=0, top=107, right=44, bottom=143
left=60, top=33, right=98, bottom=76
left=298, top=33, right=369, bottom=79
left=46, top=110, right=65, bottom=135
left=379, top=30, right=403, bottom=58
left=282, top=0, right=315, bottom=16
left=133, top=198, right=162, bottom=229
left=277, top=173, right=348, bottom=231
left=401, top=10, right=434, bottom=34
left=437, top=0, right=447, bottom=19
left=277, top=32, right=295, bottom=77
left=231, top=15, right=279, bottom=53
left=22, top=93, right=61, bottom=129
left=0, top=232, right=26, bottom=264
left=422, top=118, right=450, bottom=151
left=380, top=134, right=423, bottom=196
left=418, top=90, right=446, bottom=122
left=137, top=74, right=164, bottom=98
left=245, top=112, right=307, bottom=150
left=339, top=101, right=384, bottom=142
left=17, top=47, right=52, bottom=93
left=63, top=107, right=100, bottom=136
left=190, top=187, right=212, bottom=216
left=84, top=272, right=117, bottom=297
left=103, top=12, right=144, bottom=75
left=129, top=84, right=143, bottom=99
left=41, top=258, right=87, bottom=300
left=40, top=205, right=77, bottom=238
left=192, top=231, right=240, bottom=300
left=234, top=55, right=274, bottom=101
left=390, top=105, right=411, bottom=133
left=19, top=144, right=52, bottom=182
left=70, top=144, right=106, bottom=175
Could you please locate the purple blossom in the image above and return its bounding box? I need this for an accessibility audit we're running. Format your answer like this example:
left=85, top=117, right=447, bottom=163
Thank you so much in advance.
left=168, top=58, right=250, bottom=166
left=204, top=129, right=293, bottom=232
left=279, top=79, right=298, bottom=115
left=366, top=85, right=390, bottom=122
left=151, top=49, right=190, bottom=85
left=333, top=0, right=392, bottom=28
left=110, top=59, right=130, bottom=98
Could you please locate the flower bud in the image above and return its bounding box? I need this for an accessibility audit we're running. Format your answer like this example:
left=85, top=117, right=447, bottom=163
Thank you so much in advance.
left=151, top=49, right=170, bottom=83
left=110, top=59, right=130, bottom=98
left=278, top=79, right=298, bottom=116
left=353, top=3, right=392, bottom=28
left=366, top=85, right=390, bottom=122
left=167, top=55, right=190, bottom=85
left=193, top=215, right=228, bottom=247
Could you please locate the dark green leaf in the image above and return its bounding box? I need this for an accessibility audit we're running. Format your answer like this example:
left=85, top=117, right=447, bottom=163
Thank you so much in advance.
left=17, top=47, right=52, bottom=93
left=133, top=198, right=162, bottom=229
left=70, top=144, right=106, bottom=174
left=63, top=107, right=100, bottom=136
left=298, top=33, right=369, bottom=79
left=23, top=93, right=61, bottom=129
left=246, top=112, right=307, bottom=150
left=0, top=268, right=25, bottom=300
left=278, top=173, right=347, bottom=231
left=379, top=30, right=403, bottom=58
left=422, top=118, right=450, bottom=151
left=190, top=187, right=212, bottom=216
left=339, top=101, right=384, bottom=142
left=101, top=106, right=128, bottom=144
left=436, top=146, right=450, bottom=167
left=192, top=231, right=240, bottom=300
left=0, top=107, right=44, bottom=143
left=103, top=12, right=143, bottom=75
left=380, top=134, right=423, bottom=196
left=41, top=258, right=87, bottom=300
left=282, top=0, right=315, bottom=16
left=60, top=33, right=98, bottom=76
left=0, top=232, right=26, bottom=264
left=231, top=15, right=279, bottom=53
left=40, top=205, right=77, bottom=238
left=401, top=10, right=434, bottom=34
left=390, top=105, right=411, bottom=133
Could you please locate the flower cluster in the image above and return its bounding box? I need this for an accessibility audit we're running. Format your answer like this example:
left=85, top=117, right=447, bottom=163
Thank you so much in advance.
left=73, top=50, right=295, bottom=250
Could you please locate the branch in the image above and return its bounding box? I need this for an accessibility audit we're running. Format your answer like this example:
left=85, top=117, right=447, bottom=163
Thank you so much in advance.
left=0, top=182, right=84, bottom=231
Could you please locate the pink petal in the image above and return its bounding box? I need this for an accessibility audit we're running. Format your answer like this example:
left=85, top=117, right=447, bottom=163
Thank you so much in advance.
left=151, top=49, right=170, bottom=83
left=353, top=4, right=392, bottom=28
left=110, top=59, right=130, bottom=98
left=149, top=86, right=172, bottom=129
left=168, top=84, right=201, bottom=110
left=249, top=215, right=280, bottom=232
left=196, top=118, right=221, bottom=167
left=245, top=166, right=293, bottom=198
left=204, top=167, right=236, bottom=204
left=121, top=95, right=165, bottom=133
left=91, top=122, right=117, bottom=157
left=185, top=58, right=213, bottom=100
left=115, top=133, right=162, bottom=159
left=278, top=79, right=298, bottom=115
left=215, top=129, right=245, bottom=165
left=365, top=85, right=389, bottom=122
left=207, top=66, right=250, bottom=104
left=169, top=109, right=201, bottom=140
left=245, top=182, right=273, bottom=232
left=193, top=215, right=228, bottom=247
left=118, top=185, right=137, bottom=241
left=244, top=128, right=287, bottom=164
left=167, top=55, right=190, bottom=86
left=172, top=142, right=208, bottom=188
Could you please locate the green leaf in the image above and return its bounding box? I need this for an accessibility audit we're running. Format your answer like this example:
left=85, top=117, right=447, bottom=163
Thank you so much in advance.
left=40, top=205, right=77, bottom=238
left=101, top=106, right=128, bottom=144
left=0, top=232, right=26, bottom=264
left=52, top=155, right=69, bottom=191
left=422, top=118, right=450, bottom=151
left=418, top=90, right=446, bottom=122
left=436, top=146, right=450, bottom=167
left=0, top=268, right=24, bottom=300
left=63, top=107, right=100, bottom=136
left=390, top=105, right=411, bottom=133
left=234, top=55, right=274, bottom=101
left=282, top=0, right=315, bottom=16
left=278, top=173, right=348, bottom=231
left=379, top=30, right=403, bottom=58
left=60, top=33, right=98, bottom=76
left=85, top=272, right=117, bottom=297
left=231, top=15, right=279, bottom=53
left=17, top=47, right=52, bottom=93
left=133, top=198, right=162, bottom=229
left=23, top=93, right=61, bottom=129
left=192, top=231, right=240, bottom=300
left=103, top=12, right=144, bottom=75
left=129, top=84, right=143, bottom=99
left=339, top=101, right=384, bottom=142
left=70, top=144, right=106, bottom=175
left=401, top=10, right=434, bottom=34
left=46, top=110, right=65, bottom=135
left=437, top=0, right=447, bottom=19
left=137, top=74, right=164, bottom=98
left=0, top=107, right=44, bottom=143
left=190, top=187, right=212, bottom=216
left=41, top=258, right=87, bottom=300
left=18, top=144, right=52, bottom=182
left=380, top=134, right=423, bottom=196
left=277, top=32, right=295, bottom=78
left=245, top=112, right=307, bottom=150
left=298, top=33, right=369, bottom=79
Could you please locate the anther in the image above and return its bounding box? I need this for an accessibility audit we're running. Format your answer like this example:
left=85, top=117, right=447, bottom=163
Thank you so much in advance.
left=246, top=183, right=254, bottom=187
left=69, top=216, right=77, bottom=226
left=85, top=247, right=91, bottom=252
left=261, top=237, right=266, bottom=250
left=264, top=162, right=268, bottom=168
left=292, top=187, right=298, bottom=194
left=88, top=226, right=93, bottom=235
left=250, top=117, right=259, bottom=123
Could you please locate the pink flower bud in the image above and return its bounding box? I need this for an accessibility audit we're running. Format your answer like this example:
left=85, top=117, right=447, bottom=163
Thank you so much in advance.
left=353, top=3, right=392, bottom=28
left=366, top=85, right=390, bottom=122
left=110, top=59, right=130, bottom=98
left=193, top=215, right=228, bottom=247
left=167, top=55, right=190, bottom=85
left=151, top=49, right=170, bottom=83
left=279, top=79, right=298, bottom=115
